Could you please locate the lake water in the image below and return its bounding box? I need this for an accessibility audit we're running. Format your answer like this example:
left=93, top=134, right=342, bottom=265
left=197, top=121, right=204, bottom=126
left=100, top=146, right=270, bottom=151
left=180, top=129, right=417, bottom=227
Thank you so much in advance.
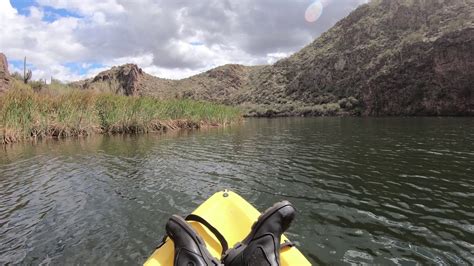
left=1, top=117, right=473, bottom=265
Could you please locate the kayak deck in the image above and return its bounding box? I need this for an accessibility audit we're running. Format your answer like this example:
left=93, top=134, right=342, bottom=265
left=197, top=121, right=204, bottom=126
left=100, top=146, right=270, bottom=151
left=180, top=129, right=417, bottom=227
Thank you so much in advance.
left=144, top=190, right=311, bottom=266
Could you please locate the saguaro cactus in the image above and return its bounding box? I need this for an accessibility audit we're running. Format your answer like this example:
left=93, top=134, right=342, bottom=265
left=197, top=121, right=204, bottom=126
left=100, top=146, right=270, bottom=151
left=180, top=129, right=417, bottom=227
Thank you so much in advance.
left=23, top=56, right=32, bottom=84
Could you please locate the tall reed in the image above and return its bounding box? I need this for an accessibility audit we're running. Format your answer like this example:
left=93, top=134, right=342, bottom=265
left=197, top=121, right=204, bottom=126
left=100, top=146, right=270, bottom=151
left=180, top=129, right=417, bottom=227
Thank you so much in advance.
left=1, top=81, right=241, bottom=144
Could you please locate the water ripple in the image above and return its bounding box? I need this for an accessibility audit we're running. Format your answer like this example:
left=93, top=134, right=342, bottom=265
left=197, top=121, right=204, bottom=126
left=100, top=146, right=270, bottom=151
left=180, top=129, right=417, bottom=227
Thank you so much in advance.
left=0, top=117, right=473, bottom=265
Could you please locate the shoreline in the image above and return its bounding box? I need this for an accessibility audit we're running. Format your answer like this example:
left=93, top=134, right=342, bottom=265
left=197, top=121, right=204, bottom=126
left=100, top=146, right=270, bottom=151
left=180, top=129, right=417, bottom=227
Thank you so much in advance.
left=1, top=119, right=236, bottom=145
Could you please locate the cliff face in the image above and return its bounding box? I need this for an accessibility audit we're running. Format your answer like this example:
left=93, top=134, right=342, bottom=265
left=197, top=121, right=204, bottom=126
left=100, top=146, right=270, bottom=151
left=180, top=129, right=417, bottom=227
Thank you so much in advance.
left=363, top=27, right=474, bottom=115
left=78, top=0, right=474, bottom=116
left=0, top=53, right=10, bottom=94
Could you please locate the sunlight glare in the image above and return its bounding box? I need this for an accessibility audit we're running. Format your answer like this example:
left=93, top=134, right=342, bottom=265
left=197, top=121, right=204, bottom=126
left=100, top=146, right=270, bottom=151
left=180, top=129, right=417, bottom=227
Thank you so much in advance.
left=305, top=1, right=323, bottom=23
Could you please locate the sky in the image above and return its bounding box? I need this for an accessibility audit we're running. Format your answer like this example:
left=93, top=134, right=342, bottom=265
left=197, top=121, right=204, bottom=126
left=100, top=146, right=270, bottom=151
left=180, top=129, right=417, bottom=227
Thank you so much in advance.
left=0, top=0, right=368, bottom=82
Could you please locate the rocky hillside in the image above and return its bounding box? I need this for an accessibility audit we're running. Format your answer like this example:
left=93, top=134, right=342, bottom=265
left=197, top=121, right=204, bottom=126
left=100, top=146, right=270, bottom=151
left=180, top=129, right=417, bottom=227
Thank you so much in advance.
left=244, top=0, right=474, bottom=116
left=78, top=0, right=474, bottom=116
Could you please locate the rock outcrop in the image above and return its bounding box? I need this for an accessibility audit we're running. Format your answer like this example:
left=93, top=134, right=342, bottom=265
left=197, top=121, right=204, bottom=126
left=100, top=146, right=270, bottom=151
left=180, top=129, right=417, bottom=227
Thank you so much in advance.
left=0, top=53, right=11, bottom=94
left=77, top=0, right=474, bottom=116
left=73, top=64, right=178, bottom=98
left=73, top=64, right=143, bottom=96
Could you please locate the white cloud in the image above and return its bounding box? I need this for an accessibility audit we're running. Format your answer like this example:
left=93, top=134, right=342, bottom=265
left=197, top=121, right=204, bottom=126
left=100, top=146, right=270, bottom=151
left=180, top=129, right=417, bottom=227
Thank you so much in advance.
left=0, top=0, right=88, bottom=81
left=0, top=0, right=367, bottom=82
left=143, top=65, right=207, bottom=80
left=109, top=54, right=154, bottom=67
left=0, top=0, right=17, bottom=18
left=266, top=52, right=291, bottom=64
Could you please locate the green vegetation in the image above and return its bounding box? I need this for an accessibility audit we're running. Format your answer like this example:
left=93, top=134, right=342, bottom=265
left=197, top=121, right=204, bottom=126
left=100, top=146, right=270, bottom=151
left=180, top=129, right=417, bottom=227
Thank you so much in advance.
left=0, top=81, right=241, bottom=144
left=243, top=97, right=360, bottom=117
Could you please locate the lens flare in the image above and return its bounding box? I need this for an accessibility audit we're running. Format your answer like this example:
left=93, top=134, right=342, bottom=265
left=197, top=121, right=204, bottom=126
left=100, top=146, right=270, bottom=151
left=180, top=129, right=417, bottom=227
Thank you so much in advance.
left=305, top=1, right=323, bottom=23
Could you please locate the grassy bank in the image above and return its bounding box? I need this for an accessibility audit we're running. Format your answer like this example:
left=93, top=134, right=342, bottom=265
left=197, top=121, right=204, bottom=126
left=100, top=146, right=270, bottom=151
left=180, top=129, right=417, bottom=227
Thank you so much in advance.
left=1, top=81, right=241, bottom=144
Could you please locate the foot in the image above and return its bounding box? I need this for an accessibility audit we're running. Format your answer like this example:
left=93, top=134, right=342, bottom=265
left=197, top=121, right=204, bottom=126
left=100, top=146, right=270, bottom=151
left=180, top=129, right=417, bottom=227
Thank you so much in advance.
left=166, top=215, right=222, bottom=266
left=222, top=201, right=296, bottom=266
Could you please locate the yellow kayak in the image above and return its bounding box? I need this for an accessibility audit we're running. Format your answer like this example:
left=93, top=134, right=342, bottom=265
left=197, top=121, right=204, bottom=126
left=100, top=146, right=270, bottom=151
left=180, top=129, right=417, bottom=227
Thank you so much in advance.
left=144, top=190, right=311, bottom=266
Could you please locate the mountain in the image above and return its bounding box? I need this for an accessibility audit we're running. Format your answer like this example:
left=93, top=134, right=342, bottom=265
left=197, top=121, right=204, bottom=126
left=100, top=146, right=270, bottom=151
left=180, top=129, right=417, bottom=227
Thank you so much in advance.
left=77, top=0, right=474, bottom=116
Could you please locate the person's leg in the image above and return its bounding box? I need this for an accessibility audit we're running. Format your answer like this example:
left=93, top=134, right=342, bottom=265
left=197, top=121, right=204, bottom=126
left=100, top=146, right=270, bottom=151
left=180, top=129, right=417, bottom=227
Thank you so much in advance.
left=166, top=215, right=222, bottom=266
left=222, top=201, right=296, bottom=266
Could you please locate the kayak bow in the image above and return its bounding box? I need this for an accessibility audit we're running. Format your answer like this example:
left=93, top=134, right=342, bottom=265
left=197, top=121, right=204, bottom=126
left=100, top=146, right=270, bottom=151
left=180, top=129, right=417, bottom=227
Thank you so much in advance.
left=144, top=190, right=311, bottom=266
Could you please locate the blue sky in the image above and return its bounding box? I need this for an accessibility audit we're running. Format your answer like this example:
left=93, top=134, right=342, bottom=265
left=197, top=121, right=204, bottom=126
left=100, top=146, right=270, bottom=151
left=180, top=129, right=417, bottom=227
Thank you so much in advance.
left=1, top=0, right=367, bottom=82
left=63, top=62, right=105, bottom=75
left=12, top=0, right=81, bottom=21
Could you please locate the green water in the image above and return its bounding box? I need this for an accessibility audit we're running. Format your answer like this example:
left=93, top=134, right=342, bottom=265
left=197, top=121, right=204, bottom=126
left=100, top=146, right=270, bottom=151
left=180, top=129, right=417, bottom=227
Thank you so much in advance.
left=1, top=117, right=473, bottom=265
